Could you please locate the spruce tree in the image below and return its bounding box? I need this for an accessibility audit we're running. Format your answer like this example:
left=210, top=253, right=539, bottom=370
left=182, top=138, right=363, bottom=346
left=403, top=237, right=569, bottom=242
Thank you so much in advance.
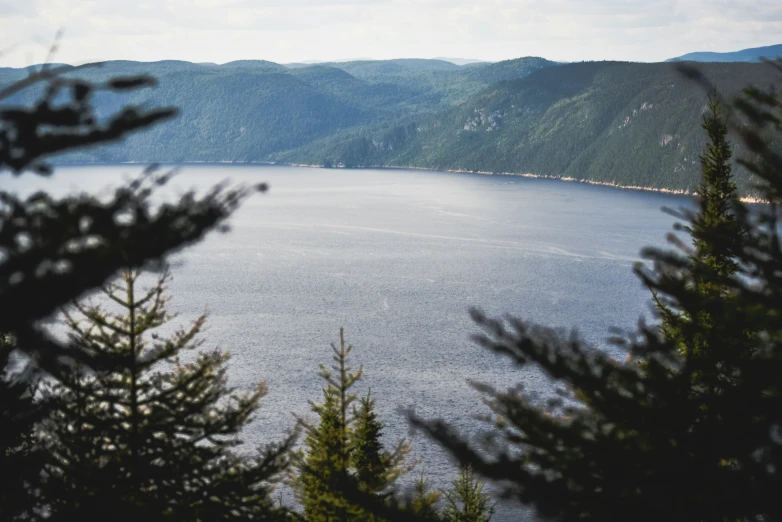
left=297, top=328, right=362, bottom=521
left=658, top=96, right=742, bottom=339
left=296, top=328, right=411, bottom=521
left=653, top=96, right=753, bottom=417
left=1, top=65, right=264, bottom=519
left=409, top=471, right=442, bottom=521
left=441, top=466, right=494, bottom=522
left=43, top=268, right=292, bottom=522
left=354, top=390, right=410, bottom=495
left=354, top=392, right=389, bottom=493
left=690, top=96, right=742, bottom=277
left=410, top=81, right=782, bottom=522
left=299, top=391, right=358, bottom=521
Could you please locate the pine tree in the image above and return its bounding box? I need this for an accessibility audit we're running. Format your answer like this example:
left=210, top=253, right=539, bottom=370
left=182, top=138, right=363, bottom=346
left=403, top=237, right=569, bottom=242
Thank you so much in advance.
left=1, top=63, right=263, bottom=517
left=653, top=96, right=753, bottom=420
left=658, top=96, right=743, bottom=347
left=690, top=95, right=742, bottom=277
left=354, top=391, right=388, bottom=492
left=296, top=328, right=411, bottom=521
left=441, top=466, right=494, bottom=522
left=43, top=268, right=292, bottom=522
left=299, top=391, right=359, bottom=521
left=354, top=390, right=410, bottom=495
left=409, top=471, right=442, bottom=521
left=297, top=328, right=363, bottom=521
left=410, top=81, right=782, bottom=521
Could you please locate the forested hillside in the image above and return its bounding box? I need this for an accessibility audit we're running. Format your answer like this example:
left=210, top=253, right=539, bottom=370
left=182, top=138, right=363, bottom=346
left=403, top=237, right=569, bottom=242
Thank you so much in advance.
left=276, top=61, right=782, bottom=196
left=0, top=57, right=555, bottom=163
left=3, top=58, right=780, bottom=196
left=320, top=57, right=556, bottom=105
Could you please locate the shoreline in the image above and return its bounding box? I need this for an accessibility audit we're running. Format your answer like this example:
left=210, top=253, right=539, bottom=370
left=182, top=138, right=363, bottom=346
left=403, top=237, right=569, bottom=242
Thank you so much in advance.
left=287, top=162, right=767, bottom=203
left=57, top=160, right=766, bottom=203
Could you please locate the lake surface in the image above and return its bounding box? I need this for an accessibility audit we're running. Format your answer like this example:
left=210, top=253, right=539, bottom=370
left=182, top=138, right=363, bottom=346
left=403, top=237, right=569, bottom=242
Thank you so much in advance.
left=8, top=165, right=689, bottom=520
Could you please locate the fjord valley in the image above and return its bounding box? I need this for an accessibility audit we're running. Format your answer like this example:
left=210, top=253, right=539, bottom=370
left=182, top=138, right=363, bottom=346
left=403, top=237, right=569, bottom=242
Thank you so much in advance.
left=0, top=56, right=556, bottom=163
left=2, top=56, right=780, bottom=197
left=3, top=7, right=782, bottom=517
left=278, top=60, right=781, bottom=196
left=6, top=164, right=686, bottom=521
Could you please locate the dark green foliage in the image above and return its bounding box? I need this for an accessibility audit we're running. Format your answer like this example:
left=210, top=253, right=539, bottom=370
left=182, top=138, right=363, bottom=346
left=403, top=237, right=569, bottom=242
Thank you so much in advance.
left=0, top=58, right=554, bottom=165
left=441, top=466, right=494, bottom=522
left=690, top=96, right=742, bottom=277
left=353, top=391, right=391, bottom=493
left=299, top=390, right=359, bottom=521
left=410, top=68, right=782, bottom=522
left=297, top=328, right=365, bottom=521
left=296, top=329, right=411, bottom=521
left=6, top=59, right=781, bottom=198
left=43, top=268, right=292, bottom=521
left=409, top=471, right=442, bottom=521
left=324, top=57, right=556, bottom=108
left=279, top=61, right=782, bottom=198
left=0, top=334, right=45, bottom=521
left=658, top=96, right=747, bottom=375
left=0, top=64, right=175, bottom=174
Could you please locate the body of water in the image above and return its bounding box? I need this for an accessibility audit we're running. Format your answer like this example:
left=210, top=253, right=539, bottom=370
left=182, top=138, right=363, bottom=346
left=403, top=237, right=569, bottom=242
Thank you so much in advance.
left=9, top=164, right=690, bottom=520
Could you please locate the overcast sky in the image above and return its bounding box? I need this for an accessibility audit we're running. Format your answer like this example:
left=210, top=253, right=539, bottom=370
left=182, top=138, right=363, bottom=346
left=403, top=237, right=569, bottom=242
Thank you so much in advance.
left=1, top=0, right=781, bottom=67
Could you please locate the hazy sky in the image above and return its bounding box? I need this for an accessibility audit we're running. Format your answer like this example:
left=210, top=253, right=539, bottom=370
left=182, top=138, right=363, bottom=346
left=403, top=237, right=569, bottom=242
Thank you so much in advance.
left=1, top=0, right=781, bottom=67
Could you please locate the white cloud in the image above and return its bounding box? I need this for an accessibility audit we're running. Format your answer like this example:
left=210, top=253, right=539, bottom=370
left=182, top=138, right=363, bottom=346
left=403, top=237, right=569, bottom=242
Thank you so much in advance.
left=0, top=0, right=780, bottom=67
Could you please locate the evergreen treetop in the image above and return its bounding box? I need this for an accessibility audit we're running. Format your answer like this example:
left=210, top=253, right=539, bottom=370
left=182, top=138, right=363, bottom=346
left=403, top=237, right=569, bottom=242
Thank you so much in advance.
left=296, top=328, right=411, bottom=522
left=354, top=390, right=413, bottom=496
left=409, top=471, right=443, bottom=521
left=690, top=95, right=742, bottom=278
left=653, top=96, right=752, bottom=401
left=43, top=267, right=293, bottom=522
left=441, top=466, right=494, bottom=522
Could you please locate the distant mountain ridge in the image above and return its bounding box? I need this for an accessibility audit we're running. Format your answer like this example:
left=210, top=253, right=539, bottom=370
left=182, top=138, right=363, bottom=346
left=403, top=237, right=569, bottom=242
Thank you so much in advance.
left=0, top=56, right=555, bottom=163
left=667, top=44, right=782, bottom=63
left=274, top=61, right=781, bottom=197
left=433, top=57, right=488, bottom=65
left=2, top=57, right=779, bottom=197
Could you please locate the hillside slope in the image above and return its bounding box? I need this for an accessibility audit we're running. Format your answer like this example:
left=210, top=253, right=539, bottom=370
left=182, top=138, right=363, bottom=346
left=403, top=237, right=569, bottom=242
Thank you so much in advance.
left=0, top=57, right=555, bottom=162
left=310, top=57, right=557, bottom=105
left=667, top=44, right=782, bottom=63
left=276, top=61, right=781, bottom=196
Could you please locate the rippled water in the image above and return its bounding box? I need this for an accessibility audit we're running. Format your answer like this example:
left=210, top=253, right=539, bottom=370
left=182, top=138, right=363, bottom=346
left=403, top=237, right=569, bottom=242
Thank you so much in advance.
left=10, top=165, right=689, bottom=520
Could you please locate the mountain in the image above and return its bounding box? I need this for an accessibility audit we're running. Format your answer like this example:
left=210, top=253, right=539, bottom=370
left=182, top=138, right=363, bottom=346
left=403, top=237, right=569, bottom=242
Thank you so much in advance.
left=667, top=44, right=782, bottom=63
left=0, top=61, right=376, bottom=162
left=292, top=57, right=375, bottom=65
left=433, top=57, right=488, bottom=66
left=0, top=57, right=555, bottom=163
left=3, top=58, right=778, bottom=197
left=274, top=61, right=781, bottom=197
left=323, top=57, right=557, bottom=105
